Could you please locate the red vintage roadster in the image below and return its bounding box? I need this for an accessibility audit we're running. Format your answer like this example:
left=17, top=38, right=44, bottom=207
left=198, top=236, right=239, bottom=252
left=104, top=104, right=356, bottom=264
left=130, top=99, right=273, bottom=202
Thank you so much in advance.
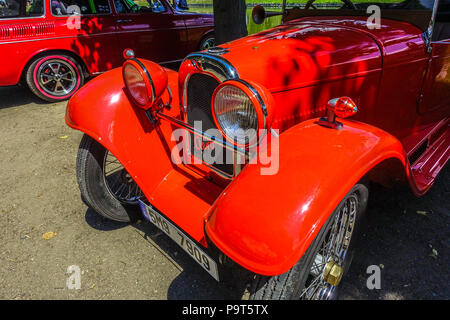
left=0, top=0, right=214, bottom=102
left=66, top=0, right=449, bottom=299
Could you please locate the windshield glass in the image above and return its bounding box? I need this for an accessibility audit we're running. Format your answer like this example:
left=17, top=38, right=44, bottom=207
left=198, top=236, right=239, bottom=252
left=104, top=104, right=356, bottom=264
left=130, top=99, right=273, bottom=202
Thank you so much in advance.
left=283, top=0, right=437, bottom=31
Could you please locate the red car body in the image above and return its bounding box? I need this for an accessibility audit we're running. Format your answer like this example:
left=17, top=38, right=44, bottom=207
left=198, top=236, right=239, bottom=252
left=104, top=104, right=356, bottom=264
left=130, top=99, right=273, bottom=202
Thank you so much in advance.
left=0, top=0, right=213, bottom=100
left=66, top=1, right=449, bottom=289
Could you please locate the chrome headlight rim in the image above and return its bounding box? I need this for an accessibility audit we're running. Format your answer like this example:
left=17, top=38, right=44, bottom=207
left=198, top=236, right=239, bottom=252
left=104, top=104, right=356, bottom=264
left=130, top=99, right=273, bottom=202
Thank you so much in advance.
left=212, top=79, right=268, bottom=147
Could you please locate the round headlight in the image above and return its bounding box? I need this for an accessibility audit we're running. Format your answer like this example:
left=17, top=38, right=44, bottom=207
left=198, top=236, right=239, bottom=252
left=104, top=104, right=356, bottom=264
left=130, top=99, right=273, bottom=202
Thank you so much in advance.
left=213, top=83, right=260, bottom=146
left=123, top=62, right=150, bottom=106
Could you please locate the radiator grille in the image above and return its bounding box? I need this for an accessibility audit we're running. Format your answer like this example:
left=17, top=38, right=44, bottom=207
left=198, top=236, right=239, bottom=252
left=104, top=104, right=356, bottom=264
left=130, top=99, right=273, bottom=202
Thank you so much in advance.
left=186, top=73, right=234, bottom=176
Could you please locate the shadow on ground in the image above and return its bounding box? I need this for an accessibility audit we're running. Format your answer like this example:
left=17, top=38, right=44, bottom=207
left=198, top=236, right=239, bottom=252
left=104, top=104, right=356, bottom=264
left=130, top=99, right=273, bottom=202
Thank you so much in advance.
left=0, top=86, right=47, bottom=109
left=85, top=208, right=130, bottom=232
left=340, top=165, right=449, bottom=299
left=133, top=221, right=240, bottom=299
left=86, top=165, right=449, bottom=300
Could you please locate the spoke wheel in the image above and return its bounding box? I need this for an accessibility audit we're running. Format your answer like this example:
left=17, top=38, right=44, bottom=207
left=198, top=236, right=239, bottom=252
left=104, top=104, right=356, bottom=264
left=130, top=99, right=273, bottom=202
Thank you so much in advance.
left=299, top=195, right=358, bottom=300
left=103, top=151, right=143, bottom=204
left=76, top=135, right=141, bottom=222
left=248, top=183, right=368, bottom=300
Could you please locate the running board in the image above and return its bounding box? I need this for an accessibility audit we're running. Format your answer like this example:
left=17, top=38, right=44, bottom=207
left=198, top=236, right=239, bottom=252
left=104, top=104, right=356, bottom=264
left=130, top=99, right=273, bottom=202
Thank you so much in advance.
left=410, top=121, right=450, bottom=193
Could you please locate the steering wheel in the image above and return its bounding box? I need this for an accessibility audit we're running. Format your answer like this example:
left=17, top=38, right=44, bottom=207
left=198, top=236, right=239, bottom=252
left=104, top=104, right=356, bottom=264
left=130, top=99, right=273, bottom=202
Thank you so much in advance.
left=304, top=0, right=317, bottom=10
left=339, top=0, right=357, bottom=10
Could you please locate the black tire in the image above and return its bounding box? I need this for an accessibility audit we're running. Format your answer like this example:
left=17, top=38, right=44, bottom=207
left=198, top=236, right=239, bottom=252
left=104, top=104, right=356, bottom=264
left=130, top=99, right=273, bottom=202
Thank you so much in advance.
left=248, top=182, right=369, bottom=300
left=76, top=134, right=140, bottom=222
left=26, top=53, right=85, bottom=103
left=199, top=33, right=216, bottom=51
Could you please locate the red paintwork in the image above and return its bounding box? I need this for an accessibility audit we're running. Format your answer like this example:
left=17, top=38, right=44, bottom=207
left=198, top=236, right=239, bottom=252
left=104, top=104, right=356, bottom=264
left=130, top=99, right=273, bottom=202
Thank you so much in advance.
left=205, top=119, right=413, bottom=275
left=0, top=0, right=213, bottom=86
left=66, top=15, right=449, bottom=276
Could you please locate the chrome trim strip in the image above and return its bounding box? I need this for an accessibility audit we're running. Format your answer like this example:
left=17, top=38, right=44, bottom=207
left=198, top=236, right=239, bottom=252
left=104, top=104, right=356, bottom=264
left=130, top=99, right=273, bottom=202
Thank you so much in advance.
left=431, top=40, right=450, bottom=45
left=185, top=52, right=239, bottom=82
left=232, top=78, right=268, bottom=130
left=157, top=111, right=247, bottom=156
left=160, top=58, right=183, bottom=65
left=426, top=0, right=440, bottom=52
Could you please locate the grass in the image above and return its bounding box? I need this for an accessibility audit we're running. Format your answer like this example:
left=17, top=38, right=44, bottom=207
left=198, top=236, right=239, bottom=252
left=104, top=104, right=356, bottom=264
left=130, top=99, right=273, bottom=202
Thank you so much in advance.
left=184, top=0, right=402, bottom=35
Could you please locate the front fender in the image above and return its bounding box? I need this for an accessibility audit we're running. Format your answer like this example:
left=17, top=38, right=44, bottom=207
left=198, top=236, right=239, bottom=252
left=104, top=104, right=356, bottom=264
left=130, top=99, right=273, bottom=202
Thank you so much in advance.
left=65, top=64, right=181, bottom=196
left=205, top=119, right=412, bottom=276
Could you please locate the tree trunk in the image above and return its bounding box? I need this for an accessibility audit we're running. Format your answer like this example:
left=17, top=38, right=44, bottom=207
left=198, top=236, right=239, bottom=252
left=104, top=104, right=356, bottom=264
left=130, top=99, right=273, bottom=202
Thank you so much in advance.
left=213, top=0, right=248, bottom=45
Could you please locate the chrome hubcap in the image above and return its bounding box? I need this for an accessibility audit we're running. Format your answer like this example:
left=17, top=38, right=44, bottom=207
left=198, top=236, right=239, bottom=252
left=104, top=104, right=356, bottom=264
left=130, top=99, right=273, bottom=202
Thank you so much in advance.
left=300, top=194, right=358, bottom=300
left=103, top=151, right=143, bottom=204
left=201, top=38, right=215, bottom=50
left=37, top=59, right=77, bottom=96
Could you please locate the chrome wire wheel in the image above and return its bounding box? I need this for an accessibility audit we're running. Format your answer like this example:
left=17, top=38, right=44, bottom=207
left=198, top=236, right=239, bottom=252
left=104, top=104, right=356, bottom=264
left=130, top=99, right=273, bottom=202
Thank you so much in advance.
left=299, top=194, right=359, bottom=300
left=102, top=151, right=143, bottom=204
left=37, top=59, right=77, bottom=97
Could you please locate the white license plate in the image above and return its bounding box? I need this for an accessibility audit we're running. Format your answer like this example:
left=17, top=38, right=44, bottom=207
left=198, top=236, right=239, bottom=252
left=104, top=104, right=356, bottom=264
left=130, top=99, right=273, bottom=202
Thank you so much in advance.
left=139, top=201, right=219, bottom=281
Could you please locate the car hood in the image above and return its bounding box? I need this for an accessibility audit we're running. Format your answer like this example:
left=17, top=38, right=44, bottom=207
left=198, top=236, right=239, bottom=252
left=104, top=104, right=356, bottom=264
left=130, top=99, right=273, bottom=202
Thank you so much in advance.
left=215, top=17, right=385, bottom=93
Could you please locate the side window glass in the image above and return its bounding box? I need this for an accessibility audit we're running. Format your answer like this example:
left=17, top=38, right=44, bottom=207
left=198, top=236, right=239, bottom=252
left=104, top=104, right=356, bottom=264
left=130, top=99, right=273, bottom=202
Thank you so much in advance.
left=0, top=0, right=21, bottom=18
left=115, top=0, right=166, bottom=14
left=434, top=0, right=450, bottom=41
left=26, top=0, right=44, bottom=16
left=51, top=0, right=111, bottom=16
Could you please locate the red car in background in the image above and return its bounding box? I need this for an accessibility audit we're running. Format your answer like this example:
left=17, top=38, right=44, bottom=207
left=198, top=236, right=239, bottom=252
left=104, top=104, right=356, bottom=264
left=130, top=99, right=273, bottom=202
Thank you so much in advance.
left=0, top=0, right=214, bottom=101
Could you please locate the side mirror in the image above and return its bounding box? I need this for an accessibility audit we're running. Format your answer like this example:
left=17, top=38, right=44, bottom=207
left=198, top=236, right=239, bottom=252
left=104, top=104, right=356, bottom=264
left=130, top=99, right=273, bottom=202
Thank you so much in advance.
left=251, top=5, right=284, bottom=25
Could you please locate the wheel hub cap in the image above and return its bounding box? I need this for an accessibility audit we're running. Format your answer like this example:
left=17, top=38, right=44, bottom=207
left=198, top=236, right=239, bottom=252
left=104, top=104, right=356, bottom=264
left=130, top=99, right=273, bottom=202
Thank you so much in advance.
left=323, top=261, right=344, bottom=286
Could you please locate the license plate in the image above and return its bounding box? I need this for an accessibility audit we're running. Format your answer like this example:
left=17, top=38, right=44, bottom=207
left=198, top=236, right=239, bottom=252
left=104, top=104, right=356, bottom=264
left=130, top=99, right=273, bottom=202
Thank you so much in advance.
left=139, top=201, right=219, bottom=282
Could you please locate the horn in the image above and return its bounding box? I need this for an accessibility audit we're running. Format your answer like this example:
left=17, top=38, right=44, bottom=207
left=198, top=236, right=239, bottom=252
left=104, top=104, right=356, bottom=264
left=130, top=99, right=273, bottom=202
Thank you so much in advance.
left=251, top=5, right=283, bottom=25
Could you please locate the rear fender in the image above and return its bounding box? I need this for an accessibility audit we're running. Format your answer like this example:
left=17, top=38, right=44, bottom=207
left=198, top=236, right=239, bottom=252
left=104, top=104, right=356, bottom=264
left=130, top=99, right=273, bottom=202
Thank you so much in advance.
left=65, top=64, right=181, bottom=196
left=205, top=119, right=416, bottom=276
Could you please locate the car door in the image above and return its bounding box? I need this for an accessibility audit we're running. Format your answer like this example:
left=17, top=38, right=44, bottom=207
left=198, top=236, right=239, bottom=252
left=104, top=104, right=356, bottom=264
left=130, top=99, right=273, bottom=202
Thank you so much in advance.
left=419, top=0, right=450, bottom=114
left=112, top=0, right=187, bottom=63
left=50, top=0, right=121, bottom=72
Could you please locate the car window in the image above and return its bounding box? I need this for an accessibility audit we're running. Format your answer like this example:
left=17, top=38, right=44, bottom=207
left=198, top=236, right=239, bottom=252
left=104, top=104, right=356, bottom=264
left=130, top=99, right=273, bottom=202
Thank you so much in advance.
left=51, top=0, right=111, bottom=16
left=0, top=0, right=44, bottom=18
left=434, top=0, right=450, bottom=40
left=0, top=0, right=20, bottom=17
left=114, top=0, right=166, bottom=14
left=27, top=0, right=45, bottom=16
